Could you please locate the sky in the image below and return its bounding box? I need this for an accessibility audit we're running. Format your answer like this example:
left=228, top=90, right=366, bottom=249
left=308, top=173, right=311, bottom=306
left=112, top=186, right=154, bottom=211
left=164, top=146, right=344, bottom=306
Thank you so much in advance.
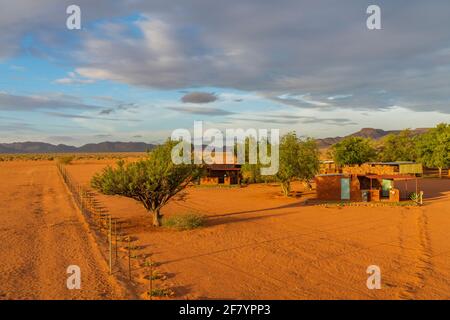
left=0, top=0, right=449, bottom=146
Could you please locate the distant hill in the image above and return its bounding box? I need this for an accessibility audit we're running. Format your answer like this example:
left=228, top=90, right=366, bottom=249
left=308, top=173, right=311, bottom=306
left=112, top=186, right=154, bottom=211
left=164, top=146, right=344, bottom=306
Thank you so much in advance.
left=316, top=128, right=429, bottom=149
left=0, top=141, right=156, bottom=154
left=0, top=128, right=430, bottom=153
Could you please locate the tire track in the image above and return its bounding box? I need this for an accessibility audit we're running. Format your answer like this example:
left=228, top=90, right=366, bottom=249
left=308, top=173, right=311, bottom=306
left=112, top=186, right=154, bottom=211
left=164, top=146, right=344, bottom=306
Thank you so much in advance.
left=397, top=207, right=433, bottom=299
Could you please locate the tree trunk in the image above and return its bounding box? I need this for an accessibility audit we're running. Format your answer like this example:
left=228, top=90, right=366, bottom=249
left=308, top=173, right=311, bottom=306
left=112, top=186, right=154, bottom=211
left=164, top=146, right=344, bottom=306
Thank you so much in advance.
left=281, top=181, right=291, bottom=197
left=439, top=167, right=442, bottom=178
left=152, top=209, right=162, bottom=227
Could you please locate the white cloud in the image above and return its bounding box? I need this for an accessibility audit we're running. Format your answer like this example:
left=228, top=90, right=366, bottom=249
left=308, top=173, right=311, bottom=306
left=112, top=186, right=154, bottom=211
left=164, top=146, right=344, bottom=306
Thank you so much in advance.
left=54, top=71, right=95, bottom=85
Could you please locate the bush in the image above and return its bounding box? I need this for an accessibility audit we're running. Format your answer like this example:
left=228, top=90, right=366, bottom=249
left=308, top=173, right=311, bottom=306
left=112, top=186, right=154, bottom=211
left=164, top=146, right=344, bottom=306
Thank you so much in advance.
left=409, top=192, right=421, bottom=203
left=162, top=213, right=206, bottom=230
left=58, top=156, right=75, bottom=165
left=147, top=288, right=173, bottom=297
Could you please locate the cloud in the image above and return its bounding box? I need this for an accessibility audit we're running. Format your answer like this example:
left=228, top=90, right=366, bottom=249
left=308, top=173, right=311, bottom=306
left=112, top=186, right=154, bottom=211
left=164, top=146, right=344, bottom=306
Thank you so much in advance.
left=273, top=94, right=332, bottom=108
left=46, top=135, right=77, bottom=142
left=1, top=1, right=450, bottom=115
left=0, top=92, right=101, bottom=111
left=167, top=106, right=234, bottom=116
left=93, top=134, right=112, bottom=138
left=0, top=122, right=40, bottom=132
left=45, top=111, right=142, bottom=122
left=54, top=71, right=95, bottom=85
left=327, top=94, right=353, bottom=100
left=99, top=108, right=114, bottom=115
left=231, top=113, right=356, bottom=125
left=98, top=103, right=138, bottom=116
left=181, top=92, right=217, bottom=104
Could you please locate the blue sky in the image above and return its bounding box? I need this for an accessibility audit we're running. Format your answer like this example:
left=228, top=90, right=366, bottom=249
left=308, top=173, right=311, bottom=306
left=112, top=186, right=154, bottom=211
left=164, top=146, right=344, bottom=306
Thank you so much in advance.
left=0, top=1, right=449, bottom=145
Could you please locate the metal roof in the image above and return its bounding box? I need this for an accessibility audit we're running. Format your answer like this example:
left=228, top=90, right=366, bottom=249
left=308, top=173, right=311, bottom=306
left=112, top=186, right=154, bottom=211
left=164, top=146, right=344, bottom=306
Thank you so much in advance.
left=366, top=161, right=418, bottom=165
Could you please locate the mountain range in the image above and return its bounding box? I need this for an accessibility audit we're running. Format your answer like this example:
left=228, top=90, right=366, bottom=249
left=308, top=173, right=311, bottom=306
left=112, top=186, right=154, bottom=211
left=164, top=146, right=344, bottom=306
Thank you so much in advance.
left=0, top=128, right=429, bottom=153
left=315, top=127, right=429, bottom=148
left=0, top=141, right=156, bottom=154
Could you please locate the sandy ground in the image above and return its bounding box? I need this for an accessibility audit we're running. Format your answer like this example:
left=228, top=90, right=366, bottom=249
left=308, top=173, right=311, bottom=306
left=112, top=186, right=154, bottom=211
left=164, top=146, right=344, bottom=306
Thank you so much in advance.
left=1, top=159, right=450, bottom=299
left=64, top=160, right=450, bottom=300
left=0, top=161, right=131, bottom=299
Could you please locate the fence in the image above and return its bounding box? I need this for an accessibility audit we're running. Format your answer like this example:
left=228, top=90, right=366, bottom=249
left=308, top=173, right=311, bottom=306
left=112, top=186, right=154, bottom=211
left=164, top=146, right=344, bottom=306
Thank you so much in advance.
left=56, top=163, right=156, bottom=297
left=423, top=167, right=449, bottom=177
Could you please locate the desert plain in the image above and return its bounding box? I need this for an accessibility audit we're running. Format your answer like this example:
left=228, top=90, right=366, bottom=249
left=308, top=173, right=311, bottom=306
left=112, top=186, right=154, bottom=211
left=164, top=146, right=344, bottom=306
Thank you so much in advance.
left=1, top=159, right=450, bottom=300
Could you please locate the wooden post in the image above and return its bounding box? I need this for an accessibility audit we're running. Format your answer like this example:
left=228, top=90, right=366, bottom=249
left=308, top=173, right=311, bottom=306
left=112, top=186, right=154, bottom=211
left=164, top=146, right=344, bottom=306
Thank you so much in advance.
left=405, top=180, right=408, bottom=199
left=79, top=187, right=82, bottom=207
left=128, top=236, right=131, bottom=281
left=109, top=215, right=112, bottom=274
left=114, top=220, right=118, bottom=260
left=149, top=260, right=153, bottom=300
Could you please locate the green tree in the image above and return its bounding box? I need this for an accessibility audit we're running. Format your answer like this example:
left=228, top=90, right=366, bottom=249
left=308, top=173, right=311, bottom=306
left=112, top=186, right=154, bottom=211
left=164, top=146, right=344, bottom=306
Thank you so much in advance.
left=416, top=123, right=450, bottom=178
left=276, top=133, right=319, bottom=196
left=91, top=140, right=201, bottom=226
left=331, top=136, right=376, bottom=166
left=237, top=136, right=276, bottom=184
left=379, top=129, right=417, bottom=162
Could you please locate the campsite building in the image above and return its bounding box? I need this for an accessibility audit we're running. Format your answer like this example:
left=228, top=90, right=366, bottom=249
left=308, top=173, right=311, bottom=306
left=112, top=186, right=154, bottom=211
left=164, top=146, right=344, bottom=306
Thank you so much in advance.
left=200, top=164, right=242, bottom=185
left=197, top=149, right=242, bottom=186
left=315, top=162, right=422, bottom=202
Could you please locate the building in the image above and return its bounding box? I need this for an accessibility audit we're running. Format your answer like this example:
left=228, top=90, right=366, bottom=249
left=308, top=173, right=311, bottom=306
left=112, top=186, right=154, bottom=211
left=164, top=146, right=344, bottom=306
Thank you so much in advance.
left=319, top=160, right=337, bottom=174
left=200, top=164, right=241, bottom=185
left=342, top=161, right=423, bottom=176
left=315, top=161, right=422, bottom=202
left=316, top=173, right=419, bottom=202
left=196, top=149, right=242, bottom=186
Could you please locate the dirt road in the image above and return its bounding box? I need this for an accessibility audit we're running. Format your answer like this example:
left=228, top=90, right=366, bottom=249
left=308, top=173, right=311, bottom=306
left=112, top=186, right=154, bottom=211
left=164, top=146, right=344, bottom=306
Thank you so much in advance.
left=0, top=162, right=129, bottom=299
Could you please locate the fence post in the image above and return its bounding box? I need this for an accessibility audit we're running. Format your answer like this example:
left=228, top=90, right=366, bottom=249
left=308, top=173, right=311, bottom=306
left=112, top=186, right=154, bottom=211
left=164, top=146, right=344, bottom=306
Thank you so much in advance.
left=109, top=214, right=112, bottom=274
left=128, top=236, right=131, bottom=281
left=149, top=259, right=153, bottom=300
left=114, top=220, right=118, bottom=260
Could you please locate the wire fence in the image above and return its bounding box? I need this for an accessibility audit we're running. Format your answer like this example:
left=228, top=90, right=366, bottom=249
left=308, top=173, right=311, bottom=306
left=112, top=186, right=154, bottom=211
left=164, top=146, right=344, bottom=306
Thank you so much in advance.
left=56, top=164, right=142, bottom=292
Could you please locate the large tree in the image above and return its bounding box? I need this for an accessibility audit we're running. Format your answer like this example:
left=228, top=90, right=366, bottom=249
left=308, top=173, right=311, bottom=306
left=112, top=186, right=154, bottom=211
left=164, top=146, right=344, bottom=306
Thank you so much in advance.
left=276, top=133, right=319, bottom=196
left=416, top=123, right=450, bottom=178
left=378, top=129, right=418, bottom=162
left=238, top=136, right=276, bottom=184
left=91, top=140, right=201, bottom=226
left=331, top=136, right=376, bottom=166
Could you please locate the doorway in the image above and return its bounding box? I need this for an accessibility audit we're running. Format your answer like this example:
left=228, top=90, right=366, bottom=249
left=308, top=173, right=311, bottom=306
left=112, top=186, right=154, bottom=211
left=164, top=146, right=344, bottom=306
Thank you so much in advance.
left=341, top=178, right=350, bottom=200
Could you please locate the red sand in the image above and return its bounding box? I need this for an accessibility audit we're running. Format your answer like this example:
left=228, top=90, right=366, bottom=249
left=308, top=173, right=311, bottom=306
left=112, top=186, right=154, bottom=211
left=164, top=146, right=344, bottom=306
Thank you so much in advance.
left=0, top=161, right=132, bottom=299
left=1, top=160, right=450, bottom=299
left=68, top=160, right=450, bottom=299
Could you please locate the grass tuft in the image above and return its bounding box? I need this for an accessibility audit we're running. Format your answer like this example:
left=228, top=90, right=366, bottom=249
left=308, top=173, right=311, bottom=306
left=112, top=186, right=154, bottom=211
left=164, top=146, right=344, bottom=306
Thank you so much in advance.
left=147, top=288, right=173, bottom=297
left=162, top=213, right=206, bottom=230
left=57, top=156, right=75, bottom=165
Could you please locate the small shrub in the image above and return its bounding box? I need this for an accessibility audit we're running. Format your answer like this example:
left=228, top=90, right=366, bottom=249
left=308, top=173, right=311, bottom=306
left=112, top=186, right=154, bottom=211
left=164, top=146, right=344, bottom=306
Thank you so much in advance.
left=143, top=260, right=159, bottom=268
left=147, top=288, right=173, bottom=297
left=162, top=213, right=206, bottom=230
left=58, top=156, right=75, bottom=165
left=409, top=192, right=419, bottom=202
left=148, top=272, right=163, bottom=280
